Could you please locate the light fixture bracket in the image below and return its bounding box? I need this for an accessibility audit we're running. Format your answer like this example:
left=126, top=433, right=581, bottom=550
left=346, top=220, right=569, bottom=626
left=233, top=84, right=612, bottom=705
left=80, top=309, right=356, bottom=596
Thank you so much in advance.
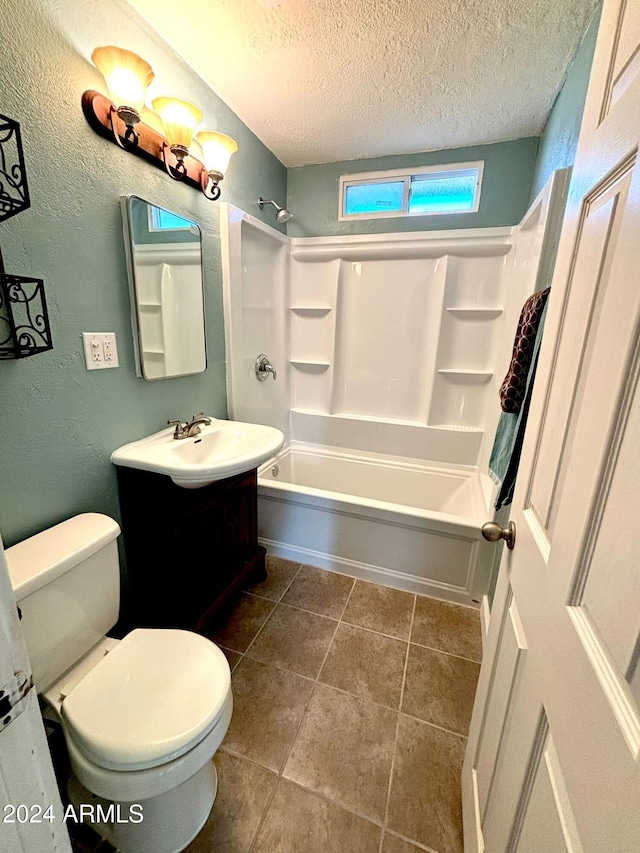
left=82, top=90, right=205, bottom=192
left=115, top=105, right=141, bottom=129
left=201, top=170, right=222, bottom=201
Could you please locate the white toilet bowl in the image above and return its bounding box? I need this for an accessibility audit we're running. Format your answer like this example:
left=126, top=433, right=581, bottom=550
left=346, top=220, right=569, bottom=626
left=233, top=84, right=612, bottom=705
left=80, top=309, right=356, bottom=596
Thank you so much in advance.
left=6, top=514, right=233, bottom=853
left=46, top=630, right=233, bottom=853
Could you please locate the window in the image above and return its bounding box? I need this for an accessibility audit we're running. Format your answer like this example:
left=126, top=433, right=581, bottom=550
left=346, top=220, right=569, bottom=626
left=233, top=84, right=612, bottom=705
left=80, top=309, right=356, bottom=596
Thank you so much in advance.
left=148, top=205, right=193, bottom=231
left=339, top=161, right=483, bottom=221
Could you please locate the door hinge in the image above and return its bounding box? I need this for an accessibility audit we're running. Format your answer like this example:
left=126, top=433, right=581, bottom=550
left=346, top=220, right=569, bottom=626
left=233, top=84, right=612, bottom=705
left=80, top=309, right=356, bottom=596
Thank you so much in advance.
left=0, top=670, right=33, bottom=733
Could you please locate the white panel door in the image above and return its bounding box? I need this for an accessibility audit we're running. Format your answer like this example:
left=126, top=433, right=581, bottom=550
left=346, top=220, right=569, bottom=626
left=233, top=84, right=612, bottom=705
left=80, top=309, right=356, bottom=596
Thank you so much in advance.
left=0, top=535, right=71, bottom=853
left=463, top=1, right=640, bottom=850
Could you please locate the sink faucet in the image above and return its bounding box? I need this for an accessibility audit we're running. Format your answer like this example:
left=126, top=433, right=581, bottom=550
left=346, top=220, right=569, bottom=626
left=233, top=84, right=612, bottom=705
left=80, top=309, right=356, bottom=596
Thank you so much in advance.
left=167, top=412, right=212, bottom=440
left=186, top=412, right=212, bottom=437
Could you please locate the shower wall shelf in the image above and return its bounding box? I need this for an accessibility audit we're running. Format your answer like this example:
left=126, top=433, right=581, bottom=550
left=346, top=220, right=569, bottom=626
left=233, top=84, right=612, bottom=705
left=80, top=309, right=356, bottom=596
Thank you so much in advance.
left=446, top=308, right=503, bottom=319
left=290, top=360, right=331, bottom=368
left=290, top=306, right=332, bottom=315
left=429, top=423, right=484, bottom=432
left=437, top=369, right=493, bottom=382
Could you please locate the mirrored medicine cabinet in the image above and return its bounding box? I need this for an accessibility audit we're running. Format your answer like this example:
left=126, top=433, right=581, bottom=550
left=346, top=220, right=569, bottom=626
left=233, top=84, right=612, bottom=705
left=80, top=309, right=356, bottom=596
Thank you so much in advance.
left=121, top=195, right=207, bottom=380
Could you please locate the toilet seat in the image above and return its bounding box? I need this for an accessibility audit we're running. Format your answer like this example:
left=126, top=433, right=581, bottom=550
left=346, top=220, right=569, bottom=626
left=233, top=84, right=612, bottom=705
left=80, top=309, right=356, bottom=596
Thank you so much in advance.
left=61, top=628, right=230, bottom=772
left=65, top=693, right=233, bottom=804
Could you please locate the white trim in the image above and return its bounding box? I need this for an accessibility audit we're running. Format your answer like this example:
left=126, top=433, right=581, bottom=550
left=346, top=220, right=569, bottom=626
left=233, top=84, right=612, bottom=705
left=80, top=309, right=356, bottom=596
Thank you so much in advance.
left=481, top=594, right=491, bottom=640
left=289, top=223, right=513, bottom=248
left=259, top=536, right=477, bottom=606
left=338, top=160, right=484, bottom=221
left=289, top=224, right=513, bottom=264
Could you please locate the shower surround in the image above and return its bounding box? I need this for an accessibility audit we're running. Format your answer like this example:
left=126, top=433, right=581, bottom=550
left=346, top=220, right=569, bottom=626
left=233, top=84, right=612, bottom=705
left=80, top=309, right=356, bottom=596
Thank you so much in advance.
left=220, top=172, right=567, bottom=606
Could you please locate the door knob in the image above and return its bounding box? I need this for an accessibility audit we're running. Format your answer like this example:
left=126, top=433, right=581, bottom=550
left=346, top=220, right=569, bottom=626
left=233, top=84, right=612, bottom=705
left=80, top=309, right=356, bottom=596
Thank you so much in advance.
left=481, top=520, right=516, bottom=550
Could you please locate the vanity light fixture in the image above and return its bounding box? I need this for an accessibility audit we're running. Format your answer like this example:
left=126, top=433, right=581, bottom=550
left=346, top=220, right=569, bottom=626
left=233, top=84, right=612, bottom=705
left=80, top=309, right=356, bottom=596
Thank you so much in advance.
left=196, top=131, right=239, bottom=200
left=91, top=46, right=154, bottom=146
left=83, top=47, right=238, bottom=200
left=152, top=97, right=202, bottom=179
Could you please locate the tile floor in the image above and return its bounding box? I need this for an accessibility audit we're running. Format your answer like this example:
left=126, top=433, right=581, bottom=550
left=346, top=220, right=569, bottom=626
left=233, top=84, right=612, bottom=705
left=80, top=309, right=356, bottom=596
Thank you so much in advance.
left=187, top=556, right=482, bottom=853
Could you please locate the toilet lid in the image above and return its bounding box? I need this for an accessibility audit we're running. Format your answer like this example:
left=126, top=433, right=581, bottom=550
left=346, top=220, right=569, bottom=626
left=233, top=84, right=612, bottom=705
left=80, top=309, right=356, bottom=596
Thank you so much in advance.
left=61, top=628, right=231, bottom=772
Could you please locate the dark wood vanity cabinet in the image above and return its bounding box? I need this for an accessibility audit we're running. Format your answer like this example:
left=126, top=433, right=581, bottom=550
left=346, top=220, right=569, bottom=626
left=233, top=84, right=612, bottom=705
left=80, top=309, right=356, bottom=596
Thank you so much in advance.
left=116, top=466, right=266, bottom=632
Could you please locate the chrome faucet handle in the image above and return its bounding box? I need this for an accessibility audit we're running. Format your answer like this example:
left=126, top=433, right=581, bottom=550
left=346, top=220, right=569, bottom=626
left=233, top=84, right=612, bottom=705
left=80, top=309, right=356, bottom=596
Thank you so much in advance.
left=185, top=413, right=213, bottom=437
left=167, top=419, right=187, bottom=440
left=255, top=354, right=277, bottom=381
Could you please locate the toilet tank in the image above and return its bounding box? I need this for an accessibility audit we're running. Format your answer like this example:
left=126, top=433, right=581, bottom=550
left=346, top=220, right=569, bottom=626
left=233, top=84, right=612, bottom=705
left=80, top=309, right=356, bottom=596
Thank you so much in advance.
left=6, top=513, right=121, bottom=693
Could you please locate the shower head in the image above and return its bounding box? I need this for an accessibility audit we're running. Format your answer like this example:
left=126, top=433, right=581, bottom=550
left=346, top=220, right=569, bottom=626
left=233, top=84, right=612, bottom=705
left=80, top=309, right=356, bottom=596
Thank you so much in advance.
left=258, top=197, right=292, bottom=224
left=276, top=207, right=293, bottom=224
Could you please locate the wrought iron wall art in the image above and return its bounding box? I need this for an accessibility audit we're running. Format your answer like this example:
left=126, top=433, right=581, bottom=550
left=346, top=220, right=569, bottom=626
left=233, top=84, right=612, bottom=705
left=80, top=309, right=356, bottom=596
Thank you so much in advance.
left=0, top=249, right=52, bottom=360
left=0, top=114, right=30, bottom=223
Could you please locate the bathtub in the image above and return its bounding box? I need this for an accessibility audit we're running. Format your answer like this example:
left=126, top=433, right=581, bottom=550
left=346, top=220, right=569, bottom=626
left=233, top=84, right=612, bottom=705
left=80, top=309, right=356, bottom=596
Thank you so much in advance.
left=257, top=443, right=496, bottom=607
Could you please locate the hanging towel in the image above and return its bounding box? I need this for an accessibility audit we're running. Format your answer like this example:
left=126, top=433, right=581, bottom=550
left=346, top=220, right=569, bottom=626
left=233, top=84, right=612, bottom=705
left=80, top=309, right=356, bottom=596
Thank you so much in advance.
left=490, top=299, right=549, bottom=509
left=499, top=288, right=550, bottom=414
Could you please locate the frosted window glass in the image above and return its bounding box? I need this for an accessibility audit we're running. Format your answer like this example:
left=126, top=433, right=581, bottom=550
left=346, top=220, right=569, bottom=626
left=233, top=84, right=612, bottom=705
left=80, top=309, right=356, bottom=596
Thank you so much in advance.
left=344, top=181, right=404, bottom=215
left=408, top=171, right=478, bottom=213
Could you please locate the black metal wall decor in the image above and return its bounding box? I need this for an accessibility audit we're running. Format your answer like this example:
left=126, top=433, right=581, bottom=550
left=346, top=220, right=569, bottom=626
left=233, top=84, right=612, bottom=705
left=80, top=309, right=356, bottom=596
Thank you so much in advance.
left=0, top=114, right=30, bottom=222
left=0, top=250, right=52, bottom=360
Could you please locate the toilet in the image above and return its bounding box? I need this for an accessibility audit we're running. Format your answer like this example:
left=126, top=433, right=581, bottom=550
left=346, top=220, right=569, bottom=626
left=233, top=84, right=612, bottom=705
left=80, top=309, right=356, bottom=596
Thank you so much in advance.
left=6, top=512, right=232, bottom=853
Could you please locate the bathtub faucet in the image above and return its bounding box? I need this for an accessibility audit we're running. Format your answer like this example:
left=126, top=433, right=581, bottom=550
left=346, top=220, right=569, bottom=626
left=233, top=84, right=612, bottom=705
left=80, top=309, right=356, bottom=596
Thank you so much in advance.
left=255, top=354, right=277, bottom=381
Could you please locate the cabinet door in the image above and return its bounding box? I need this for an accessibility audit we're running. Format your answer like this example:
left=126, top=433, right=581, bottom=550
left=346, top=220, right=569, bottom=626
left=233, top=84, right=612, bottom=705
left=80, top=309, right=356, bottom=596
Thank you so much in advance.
left=173, top=471, right=259, bottom=624
left=118, top=467, right=262, bottom=630
left=224, top=472, right=258, bottom=572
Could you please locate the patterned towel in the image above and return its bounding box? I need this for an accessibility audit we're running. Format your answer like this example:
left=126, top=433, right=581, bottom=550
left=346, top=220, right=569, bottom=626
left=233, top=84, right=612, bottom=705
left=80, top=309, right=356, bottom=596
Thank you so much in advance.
left=499, top=288, right=550, bottom=413
left=490, top=299, right=549, bottom=509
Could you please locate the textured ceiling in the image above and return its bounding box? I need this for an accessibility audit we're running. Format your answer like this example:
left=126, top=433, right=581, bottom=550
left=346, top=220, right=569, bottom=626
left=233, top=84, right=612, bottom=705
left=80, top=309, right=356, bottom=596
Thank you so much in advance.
left=127, top=0, right=599, bottom=167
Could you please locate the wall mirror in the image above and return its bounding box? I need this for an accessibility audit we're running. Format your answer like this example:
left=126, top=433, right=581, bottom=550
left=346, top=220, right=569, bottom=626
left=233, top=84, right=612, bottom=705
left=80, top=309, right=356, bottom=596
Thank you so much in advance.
left=121, top=195, right=206, bottom=380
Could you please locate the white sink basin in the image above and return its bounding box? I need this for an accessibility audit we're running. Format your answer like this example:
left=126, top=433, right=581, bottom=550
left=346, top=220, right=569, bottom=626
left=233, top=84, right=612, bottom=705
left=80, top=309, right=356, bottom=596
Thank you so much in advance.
left=111, top=419, right=285, bottom=489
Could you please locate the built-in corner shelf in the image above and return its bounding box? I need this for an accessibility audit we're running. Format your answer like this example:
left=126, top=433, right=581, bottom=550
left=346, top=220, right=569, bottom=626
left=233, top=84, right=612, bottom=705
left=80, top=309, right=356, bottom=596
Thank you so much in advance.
left=290, top=360, right=331, bottom=370
left=139, top=302, right=162, bottom=308
left=438, top=369, right=493, bottom=383
left=143, top=348, right=165, bottom=355
left=429, top=423, right=485, bottom=433
left=446, top=308, right=503, bottom=319
left=290, top=306, right=332, bottom=315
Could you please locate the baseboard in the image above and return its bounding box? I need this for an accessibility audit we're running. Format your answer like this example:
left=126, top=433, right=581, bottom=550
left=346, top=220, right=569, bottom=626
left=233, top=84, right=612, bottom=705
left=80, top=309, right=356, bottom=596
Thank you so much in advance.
left=259, top=536, right=476, bottom=607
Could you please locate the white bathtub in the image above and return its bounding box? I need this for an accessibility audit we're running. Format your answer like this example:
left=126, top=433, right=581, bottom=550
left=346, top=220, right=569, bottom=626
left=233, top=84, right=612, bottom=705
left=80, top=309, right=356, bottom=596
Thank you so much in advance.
left=257, top=443, right=496, bottom=606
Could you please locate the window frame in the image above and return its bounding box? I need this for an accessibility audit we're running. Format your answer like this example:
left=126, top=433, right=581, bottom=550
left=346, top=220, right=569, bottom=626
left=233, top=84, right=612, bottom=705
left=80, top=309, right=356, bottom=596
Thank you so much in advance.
left=338, top=160, right=484, bottom=221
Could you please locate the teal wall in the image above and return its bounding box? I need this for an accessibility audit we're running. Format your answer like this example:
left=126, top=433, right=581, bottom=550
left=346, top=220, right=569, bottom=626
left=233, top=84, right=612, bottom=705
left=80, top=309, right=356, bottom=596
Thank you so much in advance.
left=529, top=3, right=602, bottom=201
left=286, top=138, right=540, bottom=238
left=0, top=0, right=286, bottom=545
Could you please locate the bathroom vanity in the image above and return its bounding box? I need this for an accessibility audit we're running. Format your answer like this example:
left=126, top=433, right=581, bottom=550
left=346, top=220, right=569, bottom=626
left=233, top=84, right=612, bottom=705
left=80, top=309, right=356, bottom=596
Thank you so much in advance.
left=116, top=466, right=266, bottom=631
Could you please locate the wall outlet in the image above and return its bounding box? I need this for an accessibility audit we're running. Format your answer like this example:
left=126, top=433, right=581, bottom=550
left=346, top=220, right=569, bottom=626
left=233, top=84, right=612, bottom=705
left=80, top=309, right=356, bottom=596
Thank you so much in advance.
left=82, top=333, right=119, bottom=370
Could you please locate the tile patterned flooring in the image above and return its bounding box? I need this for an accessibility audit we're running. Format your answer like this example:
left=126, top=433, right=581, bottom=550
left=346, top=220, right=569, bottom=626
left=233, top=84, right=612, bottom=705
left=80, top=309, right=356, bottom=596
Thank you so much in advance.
left=186, top=557, right=482, bottom=853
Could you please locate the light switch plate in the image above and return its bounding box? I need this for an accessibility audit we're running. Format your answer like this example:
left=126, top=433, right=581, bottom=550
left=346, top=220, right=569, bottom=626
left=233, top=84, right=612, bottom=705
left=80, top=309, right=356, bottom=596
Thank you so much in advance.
left=82, top=333, right=119, bottom=370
